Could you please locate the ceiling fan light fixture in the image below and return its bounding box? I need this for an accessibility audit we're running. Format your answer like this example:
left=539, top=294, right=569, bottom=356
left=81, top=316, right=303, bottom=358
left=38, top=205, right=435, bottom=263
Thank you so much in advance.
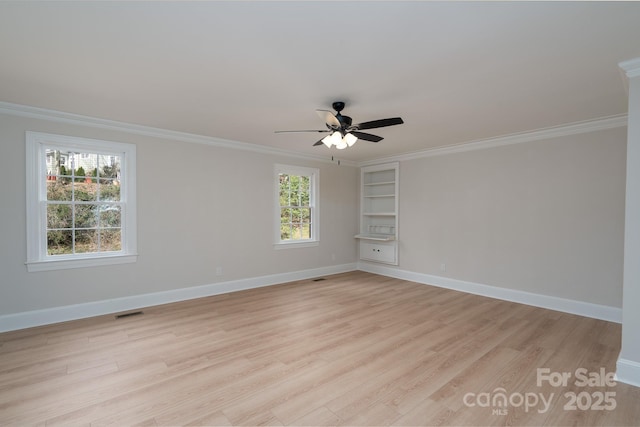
left=321, top=134, right=333, bottom=148
left=333, top=131, right=345, bottom=145
left=344, top=132, right=358, bottom=147
left=322, top=131, right=343, bottom=148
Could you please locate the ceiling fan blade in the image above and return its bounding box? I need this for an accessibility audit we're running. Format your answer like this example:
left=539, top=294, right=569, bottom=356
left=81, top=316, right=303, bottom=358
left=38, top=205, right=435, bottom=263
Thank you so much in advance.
left=275, top=129, right=329, bottom=133
left=313, top=139, right=325, bottom=146
left=351, top=131, right=383, bottom=143
left=316, top=109, right=341, bottom=128
left=354, top=117, right=404, bottom=130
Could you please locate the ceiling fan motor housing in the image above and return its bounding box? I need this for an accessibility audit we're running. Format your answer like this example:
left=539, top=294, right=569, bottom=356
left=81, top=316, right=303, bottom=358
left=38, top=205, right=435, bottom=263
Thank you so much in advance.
left=338, top=115, right=352, bottom=129
left=331, top=102, right=351, bottom=131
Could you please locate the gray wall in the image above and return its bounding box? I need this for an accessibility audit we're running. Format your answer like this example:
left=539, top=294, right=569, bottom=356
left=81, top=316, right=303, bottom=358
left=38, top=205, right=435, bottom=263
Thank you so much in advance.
left=0, top=113, right=359, bottom=315
left=397, top=127, right=627, bottom=307
left=0, top=109, right=627, bottom=318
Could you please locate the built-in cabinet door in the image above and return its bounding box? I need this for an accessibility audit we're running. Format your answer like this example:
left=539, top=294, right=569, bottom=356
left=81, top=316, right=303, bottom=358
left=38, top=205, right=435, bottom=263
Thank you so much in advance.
left=360, top=241, right=397, bottom=264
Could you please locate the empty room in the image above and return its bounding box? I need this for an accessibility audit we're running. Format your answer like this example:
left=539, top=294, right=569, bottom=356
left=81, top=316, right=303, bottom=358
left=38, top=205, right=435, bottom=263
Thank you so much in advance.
left=1, top=2, right=640, bottom=426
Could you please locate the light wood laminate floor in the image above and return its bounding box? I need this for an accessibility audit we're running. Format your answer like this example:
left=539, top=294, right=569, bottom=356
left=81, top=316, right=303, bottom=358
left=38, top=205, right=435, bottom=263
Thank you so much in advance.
left=1, top=271, right=638, bottom=426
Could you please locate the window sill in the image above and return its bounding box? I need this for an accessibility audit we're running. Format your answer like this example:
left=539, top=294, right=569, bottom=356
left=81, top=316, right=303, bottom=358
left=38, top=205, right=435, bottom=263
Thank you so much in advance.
left=273, top=240, right=319, bottom=250
left=26, top=253, right=138, bottom=272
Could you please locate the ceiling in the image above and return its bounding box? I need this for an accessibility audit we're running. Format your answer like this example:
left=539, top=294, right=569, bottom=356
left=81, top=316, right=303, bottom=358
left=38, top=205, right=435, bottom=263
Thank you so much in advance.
left=1, top=2, right=639, bottom=163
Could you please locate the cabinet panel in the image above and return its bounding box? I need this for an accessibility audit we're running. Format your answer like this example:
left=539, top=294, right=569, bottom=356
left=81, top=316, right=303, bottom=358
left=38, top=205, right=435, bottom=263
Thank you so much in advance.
left=360, top=241, right=397, bottom=264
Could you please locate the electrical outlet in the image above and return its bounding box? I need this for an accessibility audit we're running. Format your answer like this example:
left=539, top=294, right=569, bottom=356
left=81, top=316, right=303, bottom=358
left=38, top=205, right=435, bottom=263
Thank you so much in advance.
left=216, top=266, right=223, bottom=276
left=440, top=263, right=446, bottom=272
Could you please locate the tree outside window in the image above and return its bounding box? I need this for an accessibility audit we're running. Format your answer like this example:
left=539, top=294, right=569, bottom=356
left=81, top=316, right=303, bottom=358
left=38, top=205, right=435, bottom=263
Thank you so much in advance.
left=275, top=164, right=318, bottom=246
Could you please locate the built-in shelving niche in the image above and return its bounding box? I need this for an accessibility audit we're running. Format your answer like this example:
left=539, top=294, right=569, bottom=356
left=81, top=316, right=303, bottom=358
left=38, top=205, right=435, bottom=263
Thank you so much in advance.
left=356, top=162, right=399, bottom=264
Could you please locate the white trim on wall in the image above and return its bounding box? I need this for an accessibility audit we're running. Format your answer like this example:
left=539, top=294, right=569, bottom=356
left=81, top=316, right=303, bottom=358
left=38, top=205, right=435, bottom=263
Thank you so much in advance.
left=1, top=263, right=623, bottom=333
left=357, top=114, right=628, bottom=167
left=358, top=262, right=622, bottom=324
left=620, top=57, right=640, bottom=79
left=615, top=358, right=640, bottom=388
left=0, top=263, right=357, bottom=333
left=0, top=101, right=626, bottom=168
left=0, top=101, right=356, bottom=167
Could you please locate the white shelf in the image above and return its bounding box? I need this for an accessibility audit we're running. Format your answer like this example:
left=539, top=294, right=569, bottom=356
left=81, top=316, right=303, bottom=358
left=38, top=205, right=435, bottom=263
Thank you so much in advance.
left=364, top=181, right=395, bottom=186
left=355, top=234, right=396, bottom=242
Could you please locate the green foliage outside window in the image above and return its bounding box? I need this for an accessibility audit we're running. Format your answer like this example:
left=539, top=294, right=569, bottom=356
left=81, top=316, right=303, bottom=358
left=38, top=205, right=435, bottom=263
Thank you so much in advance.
left=45, top=161, right=122, bottom=255
left=279, top=173, right=312, bottom=241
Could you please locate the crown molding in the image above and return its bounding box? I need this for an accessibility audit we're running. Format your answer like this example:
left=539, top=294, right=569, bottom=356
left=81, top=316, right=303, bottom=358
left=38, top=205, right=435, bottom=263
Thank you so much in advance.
left=0, top=101, right=625, bottom=169
left=619, top=57, right=640, bottom=79
left=0, top=101, right=357, bottom=167
left=357, top=114, right=628, bottom=167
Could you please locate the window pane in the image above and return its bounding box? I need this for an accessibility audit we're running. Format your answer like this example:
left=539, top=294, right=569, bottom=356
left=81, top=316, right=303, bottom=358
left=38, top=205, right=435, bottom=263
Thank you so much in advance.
left=290, top=223, right=311, bottom=240
left=300, top=175, right=309, bottom=186
left=302, top=176, right=311, bottom=206
left=280, top=223, right=292, bottom=240
left=98, top=155, right=120, bottom=179
left=47, top=230, right=73, bottom=255
left=47, top=203, right=72, bottom=229
left=291, top=224, right=301, bottom=239
left=279, top=174, right=290, bottom=205
left=45, top=149, right=72, bottom=181
left=100, top=205, right=121, bottom=227
left=280, top=208, right=292, bottom=223
left=75, top=204, right=98, bottom=228
left=75, top=230, right=98, bottom=253
left=300, top=208, right=311, bottom=223
left=72, top=156, right=90, bottom=181
left=77, top=153, right=98, bottom=181
left=99, top=180, right=121, bottom=201
left=47, top=181, right=72, bottom=201
left=100, top=229, right=121, bottom=252
left=291, top=208, right=302, bottom=223
left=290, top=176, right=300, bottom=206
left=301, top=223, right=311, bottom=239
left=74, top=181, right=97, bottom=201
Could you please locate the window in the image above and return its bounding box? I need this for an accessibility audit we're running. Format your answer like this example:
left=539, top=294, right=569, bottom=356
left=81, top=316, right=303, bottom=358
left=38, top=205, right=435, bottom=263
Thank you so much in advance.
left=275, top=164, right=319, bottom=247
left=26, top=132, right=137, bottom=271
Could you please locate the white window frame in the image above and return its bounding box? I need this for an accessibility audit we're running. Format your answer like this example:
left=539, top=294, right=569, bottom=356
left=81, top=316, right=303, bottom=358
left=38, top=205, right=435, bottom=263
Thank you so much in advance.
left=26, top=132, right=137, bottom=272
left=274, top=164, right=319, bottom=249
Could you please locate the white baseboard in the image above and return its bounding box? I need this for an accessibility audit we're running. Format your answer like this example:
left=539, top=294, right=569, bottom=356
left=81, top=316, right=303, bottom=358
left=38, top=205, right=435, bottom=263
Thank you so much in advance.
left=358, top=262, right=622, bottom=323
left=1, top=262, right=622, bottom=333
left=615, top=358, right=640, bottom=387
left=0, top=263, right=357, bottom=333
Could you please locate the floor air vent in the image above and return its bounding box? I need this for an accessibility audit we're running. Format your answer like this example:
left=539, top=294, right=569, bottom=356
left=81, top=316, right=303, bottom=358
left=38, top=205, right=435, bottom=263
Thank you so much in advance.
left=115, top=311, right=143, bottom=319
left=312, top=277, right=326, bottom=282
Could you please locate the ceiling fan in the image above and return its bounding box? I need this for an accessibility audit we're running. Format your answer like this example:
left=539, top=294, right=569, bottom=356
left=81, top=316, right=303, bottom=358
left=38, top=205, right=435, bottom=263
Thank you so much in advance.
left=275, top=101, right=404, bottom=149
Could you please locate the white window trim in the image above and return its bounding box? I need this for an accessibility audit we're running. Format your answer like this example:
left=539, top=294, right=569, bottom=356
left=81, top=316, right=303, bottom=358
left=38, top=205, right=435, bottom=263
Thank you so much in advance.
left=274, top=164, right=319, bottom=248
left=25, top=132, right=137, bottom=272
